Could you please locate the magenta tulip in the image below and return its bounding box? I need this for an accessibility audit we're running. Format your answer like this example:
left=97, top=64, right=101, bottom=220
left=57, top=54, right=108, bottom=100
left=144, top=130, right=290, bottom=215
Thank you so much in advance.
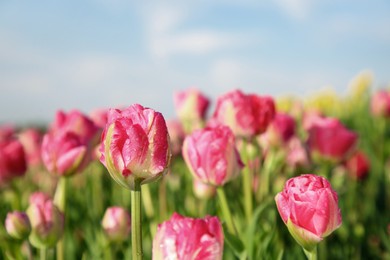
left=182, top=125, right=243, bottom=186
left=307, top=117, right=357, bottom=162
left=275, top=174, right=342, bottom=251
left=0, top=139, right=27, bottom=184
left=27, top=192, right=64, bottom=248
left=267, top=113, right=296, bottom=147
left=0, top=125, right=15, bottom=141
left=153, top=213, right=224, bottom=260
left=174, top=88, right=210, bottom=133
left=5, top=211, right=31, bottom=240
left=211, top=89, right=275, bottom=138
left=41, top=110, right=99, bottom=176
left=102, top=206, right=131, bottom=243
left=100, top=104, right=171, bottom=190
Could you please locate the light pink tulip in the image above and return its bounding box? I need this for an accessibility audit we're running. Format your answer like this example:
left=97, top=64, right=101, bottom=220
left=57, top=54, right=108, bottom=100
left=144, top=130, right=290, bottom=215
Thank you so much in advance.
left=5, top=211, right=31, bottom=240
left=275, top=174, right=342, bottom=251
left=41, top=110, right=99, bottom=176
left=102, top=206, right=131, bottom=243
left=27, top=192, right=64, bottom=248
left=100, top=104, right=171, bottom=190
left=0, top=125, right=15, bottom=141
left=153, top=213, right=224, bottom=260
left=166, top=119, right=185, bottom=156
left=211, top=89, right=275, bottom=138
left=174, top=88, right=210, bottom=133
left=182, top=125, right=243, bottom=186
left=307, top=117, right=357, bottom=162
left=371, top=90, right=390, bottom=117
left=0, top=139, right=27, bottom=184
left=193, top=179, right=216, bottom=199
left=286, top=137, right=310, bottom=168
left=18, top=128, right=43, bottom=167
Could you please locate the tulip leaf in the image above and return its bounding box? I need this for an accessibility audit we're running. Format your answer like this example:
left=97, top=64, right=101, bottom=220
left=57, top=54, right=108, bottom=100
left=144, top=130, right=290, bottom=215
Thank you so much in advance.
left=223, top=224, right=245, bottom=258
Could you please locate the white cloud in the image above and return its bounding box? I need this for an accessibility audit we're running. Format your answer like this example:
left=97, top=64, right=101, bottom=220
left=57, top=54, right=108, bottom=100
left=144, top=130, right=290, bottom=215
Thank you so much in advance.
left=210, top=59, right=243, bottom=89
left=274, top=0, right=313, bottom=20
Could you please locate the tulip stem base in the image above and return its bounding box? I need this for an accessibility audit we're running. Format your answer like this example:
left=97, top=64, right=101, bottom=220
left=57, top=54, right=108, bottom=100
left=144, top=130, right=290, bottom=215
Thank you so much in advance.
left=303, top=247, right=317, bottom=260
left=131, top=180, right=143, bottom=260
left=54, top=177, right=67, bottom=260
left=217, top=187, right=237, bottom=236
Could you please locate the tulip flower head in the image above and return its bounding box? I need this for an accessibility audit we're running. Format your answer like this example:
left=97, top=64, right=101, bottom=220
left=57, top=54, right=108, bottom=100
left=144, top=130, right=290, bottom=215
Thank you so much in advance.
left=100, top=104, right=171, bottom=190
left=41, top=110, right=99, bottom=177
left=18, top=128, right=43, bottom=167
left=27, top=192, right=64, bottom=248
left=182, top=125, right=244, bottom=186
left=153, top=213, right=224, bottom=260
left=212, top=89, right=276, bottom=138
left=370, top=90, right=390, bottom=117
left=5, top=211, right=31, bottom=240
left=174, top=88, right=210, bottom=133
left=0, top=138, right=27, bottom=185
left=102, top=206, right=131, bottom=243
left=307, top=117, right=358, bottom=163
left=345, top=151, right=370, bottom=180
left=275, top=174, right=342, bottom=251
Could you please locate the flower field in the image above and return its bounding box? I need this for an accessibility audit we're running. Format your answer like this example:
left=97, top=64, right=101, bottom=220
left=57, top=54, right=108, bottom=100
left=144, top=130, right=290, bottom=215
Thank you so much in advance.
left=0, top=72, right=389, bottom=259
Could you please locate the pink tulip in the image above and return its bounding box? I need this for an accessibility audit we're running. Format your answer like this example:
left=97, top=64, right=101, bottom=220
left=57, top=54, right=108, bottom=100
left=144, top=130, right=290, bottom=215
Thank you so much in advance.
left=0, top=139, right=27, bottom=184
left=89, top=108, right=109, bottom=129
left=307, top=117, right=358, bottom=162
left=370, top=90, right=390, bottom=117
left=211, top=89, right=275, bottom=138
left=18, top=128, right=43, bottom=167
left=5, top=211, right=31, bottom=240
left=26, top=192, right=64, bottom=248
left=267, top=113, right=296, bottom=147
left=174, top=88, right=210, bottom=133
left=41, top=110, right=99, bottom=176
left=286, top=137, right=310, bottom=168
left=153, top=213, right=224, bottom=260
left=102, top=206, right=131, bottom=243
left=100, top=104, right=171, bottom=190
left=345, top=151, right=370, bottom=180
left=275, top=174, right=342, bottom=251
left=182, top=125, right=243, bottom=186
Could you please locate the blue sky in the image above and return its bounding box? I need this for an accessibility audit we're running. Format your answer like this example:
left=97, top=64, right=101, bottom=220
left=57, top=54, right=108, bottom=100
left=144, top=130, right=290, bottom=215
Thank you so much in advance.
left=1, top=0, right=389, bottom=124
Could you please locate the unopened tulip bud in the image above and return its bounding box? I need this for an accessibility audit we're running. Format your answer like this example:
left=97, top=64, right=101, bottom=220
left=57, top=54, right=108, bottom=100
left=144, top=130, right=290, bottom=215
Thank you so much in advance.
left=275, top=174, right=342, bottom=252
left=5, top=211, right=31, bottom=240
left=99, top=104, right=171, bottom=190
left=153, top=213, right=224, bottom=260
left=27, top=193, right=64, bottom=248
left=102, top=206, right=131, bottom=243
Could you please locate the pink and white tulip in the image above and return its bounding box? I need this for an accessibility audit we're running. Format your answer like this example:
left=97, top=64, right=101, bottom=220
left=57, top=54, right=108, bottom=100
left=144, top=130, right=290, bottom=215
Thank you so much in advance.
left=211, top=89, right=275, bottom=138
left=18, top=128, right=43, bottom=167
left=100, top=104, right=171, bottom=190
left=153, top=213, right=224, bottom=260
left=5, top=211, right=31, bottom=240
left=102, top=206, right=131, bottom=243
left=275, top=174, right=342, bottom=251
left=182, top=125, right=243, bottom=186
left=370, top=90, right=390, bottom=117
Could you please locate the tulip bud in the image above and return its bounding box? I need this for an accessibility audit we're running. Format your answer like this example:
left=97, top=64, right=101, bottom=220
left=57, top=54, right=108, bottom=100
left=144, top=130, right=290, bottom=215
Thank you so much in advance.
left=275, top=174, right=342, bottom=252
left=26, top=192, right=64, bottom=248
left=0, top=139, right=27, bottom=185
left=5, top=211, right=31, bottom=240
left=174, top=88, right=210, bottom=133
left=102, top=206, right=131, bottom=243
left=182, top=125, right=244, bottom=186
left=153, top=213, right=224, bottom=260
left=18, top=128, right=43, bottom=167
left=345, top=151, right=370, bottom=180
left=266, top=113, right=296, bottom=147
left=212, top=89, right=275, bottom=138
left=99, top=104, right=171, bottom=190
left=307, top=117, right=358, bottom=163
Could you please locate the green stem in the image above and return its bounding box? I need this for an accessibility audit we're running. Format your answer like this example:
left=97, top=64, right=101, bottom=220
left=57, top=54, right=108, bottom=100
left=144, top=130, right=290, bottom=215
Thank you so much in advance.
left=54, top=177, right=68, bottom=260
left=303, top=247, right=317, bottom=260
left=241, top=139, right=253, bottom=223
left=217, top=187, right=237, bottom=236
left=158, top=178, right=167, bottom=221
left=40, top=247, right=47, bottom=260
left=131, top=180, right=143, bottom=260
left=141, top=184, right=154, bottom=218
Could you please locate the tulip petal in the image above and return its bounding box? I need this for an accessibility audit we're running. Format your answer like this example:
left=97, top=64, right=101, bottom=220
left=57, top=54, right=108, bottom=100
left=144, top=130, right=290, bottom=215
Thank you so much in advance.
left=56, top=146, right=87, bottom=176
